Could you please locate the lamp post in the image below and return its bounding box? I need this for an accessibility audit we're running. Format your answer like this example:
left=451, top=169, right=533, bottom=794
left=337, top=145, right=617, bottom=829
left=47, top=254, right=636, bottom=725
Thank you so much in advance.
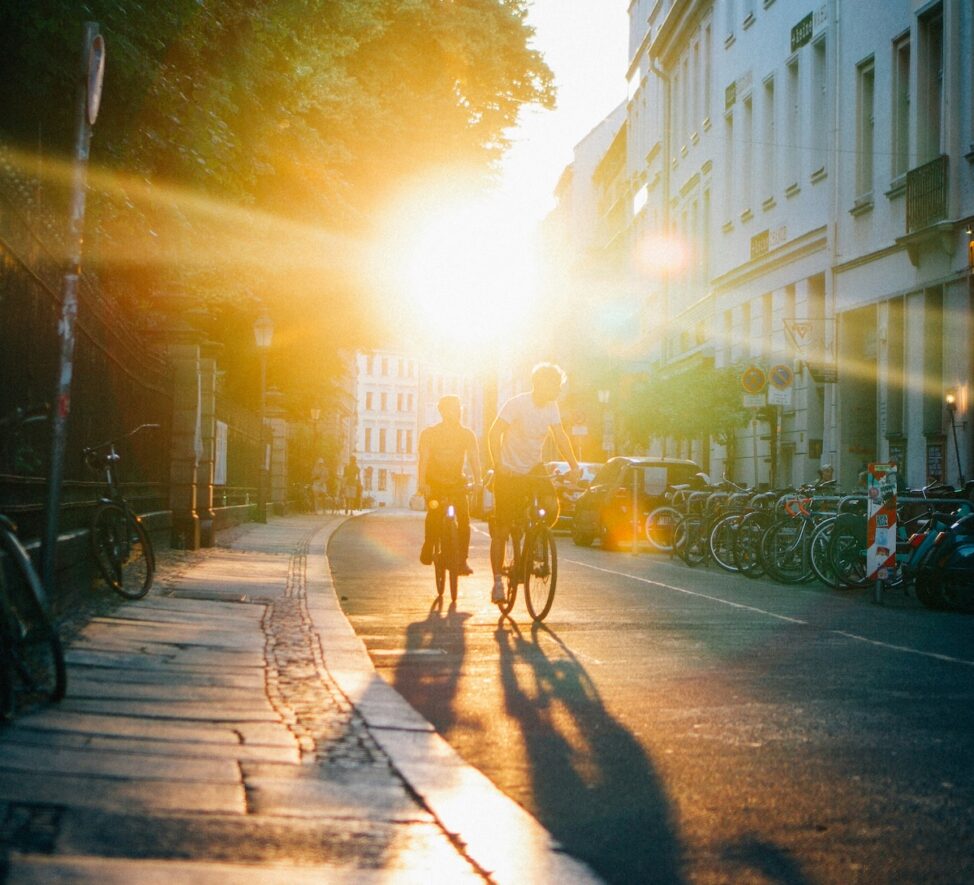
left=597, top=389, right=611, bottom=460
left=945, top=389, right=965, bottom=486
left=253, top=314, right=274, bottom=523
left=310, top=407, right=321, bottom=457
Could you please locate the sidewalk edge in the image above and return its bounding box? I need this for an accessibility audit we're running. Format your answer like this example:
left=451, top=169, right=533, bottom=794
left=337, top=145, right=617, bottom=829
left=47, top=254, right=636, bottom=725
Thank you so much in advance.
left=304, top=520, right=603, bottom=885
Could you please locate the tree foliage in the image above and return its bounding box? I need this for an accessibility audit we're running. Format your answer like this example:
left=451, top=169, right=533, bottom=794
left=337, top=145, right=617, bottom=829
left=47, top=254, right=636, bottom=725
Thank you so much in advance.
left=624, top=363, right=748, bottom=451
left=0, top=0, right=554, bottom=411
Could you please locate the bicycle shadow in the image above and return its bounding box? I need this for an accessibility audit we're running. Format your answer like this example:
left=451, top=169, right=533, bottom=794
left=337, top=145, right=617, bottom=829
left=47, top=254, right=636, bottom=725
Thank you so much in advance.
left=494, top=620, right=686, bottom=884
left=392, top=596, right=470, bottom=731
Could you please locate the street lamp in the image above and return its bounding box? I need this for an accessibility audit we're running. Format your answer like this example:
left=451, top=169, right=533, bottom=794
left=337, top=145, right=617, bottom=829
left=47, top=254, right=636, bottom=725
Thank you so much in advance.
left=254, top=313, right=274, bottom=523
left=945, top=389, right=965, bottom=486
left=597, top=389, right=611, bottom=459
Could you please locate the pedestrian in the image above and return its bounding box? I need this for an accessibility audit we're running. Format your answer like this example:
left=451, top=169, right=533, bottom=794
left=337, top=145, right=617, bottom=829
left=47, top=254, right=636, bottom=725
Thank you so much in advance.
left=311, top=457, right=328, bottom=514
left=487, top=363, right=580, bottom=603
left=342, top=456, right=361, bottom=515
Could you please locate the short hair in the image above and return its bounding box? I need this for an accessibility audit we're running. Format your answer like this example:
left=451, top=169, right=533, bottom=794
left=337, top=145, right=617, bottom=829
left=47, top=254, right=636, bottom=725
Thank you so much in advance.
left=531, top=362, right=566, bottom=389
left=437, top=394, right=461, bottom=417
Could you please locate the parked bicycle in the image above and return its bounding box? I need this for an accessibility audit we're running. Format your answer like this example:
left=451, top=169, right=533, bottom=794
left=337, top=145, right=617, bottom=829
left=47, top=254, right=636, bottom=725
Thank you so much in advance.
left=83, top=423, right=160, bottom=599
left=491, top=470, right=559, bottom=622
left=0, top=406, right=67, bottom=719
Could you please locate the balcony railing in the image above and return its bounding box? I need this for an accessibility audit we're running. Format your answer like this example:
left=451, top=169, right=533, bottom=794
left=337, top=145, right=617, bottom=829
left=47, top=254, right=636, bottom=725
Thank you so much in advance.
left=906, top=155, right=948, bottom=233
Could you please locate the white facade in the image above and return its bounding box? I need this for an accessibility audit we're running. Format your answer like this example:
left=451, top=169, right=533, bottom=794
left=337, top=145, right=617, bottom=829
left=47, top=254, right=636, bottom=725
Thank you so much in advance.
left=354, top=350, right=485, bottom=507
left=620, top=0, right=974, bottom=489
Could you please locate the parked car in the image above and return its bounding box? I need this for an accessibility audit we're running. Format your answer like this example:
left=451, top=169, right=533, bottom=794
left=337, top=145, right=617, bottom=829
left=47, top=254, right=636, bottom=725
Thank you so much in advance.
left=571, top=456, right=703, bottom=550
left=545, top=461, right=604, bottom=531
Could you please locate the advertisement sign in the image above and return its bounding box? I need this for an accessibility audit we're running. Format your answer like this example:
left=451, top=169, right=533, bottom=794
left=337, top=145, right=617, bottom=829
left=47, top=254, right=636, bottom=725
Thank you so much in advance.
left=866, top=463, right=897, bottom=581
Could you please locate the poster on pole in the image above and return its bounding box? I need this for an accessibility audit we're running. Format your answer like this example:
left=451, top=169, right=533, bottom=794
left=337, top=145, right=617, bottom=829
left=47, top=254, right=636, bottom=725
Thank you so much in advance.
left=866, top=463, right=897, bottom=581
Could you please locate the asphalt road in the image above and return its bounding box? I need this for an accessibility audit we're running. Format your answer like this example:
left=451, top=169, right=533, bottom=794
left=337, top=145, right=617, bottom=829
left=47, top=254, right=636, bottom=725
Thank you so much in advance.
left=329, top=509, right=974, bottom=884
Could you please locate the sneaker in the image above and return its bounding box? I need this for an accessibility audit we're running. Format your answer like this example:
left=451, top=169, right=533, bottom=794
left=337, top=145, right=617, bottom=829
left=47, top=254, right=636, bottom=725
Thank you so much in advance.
left=459, top=561, right=473, bottom=576
left=491, top=577, right=506, bottom=603
left=419, top=542, right=433, bottom=566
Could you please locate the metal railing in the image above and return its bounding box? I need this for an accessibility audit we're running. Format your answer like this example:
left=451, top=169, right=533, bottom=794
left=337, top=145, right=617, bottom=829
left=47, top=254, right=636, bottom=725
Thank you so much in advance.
left=906, top=154, right=948, bottom=233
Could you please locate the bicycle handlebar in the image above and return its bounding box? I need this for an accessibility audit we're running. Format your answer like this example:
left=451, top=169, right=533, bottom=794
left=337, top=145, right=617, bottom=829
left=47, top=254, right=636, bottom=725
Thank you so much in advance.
left=84, top=423, right=161, bottom=455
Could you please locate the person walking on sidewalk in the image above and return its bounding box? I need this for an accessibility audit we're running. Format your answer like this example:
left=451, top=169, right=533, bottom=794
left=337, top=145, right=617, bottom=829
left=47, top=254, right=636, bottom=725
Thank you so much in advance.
left=487, top=362, right=580, bottom=603
left=342, top=456, right=361, bottom=514
left=417, top=394, right=482, bottom=575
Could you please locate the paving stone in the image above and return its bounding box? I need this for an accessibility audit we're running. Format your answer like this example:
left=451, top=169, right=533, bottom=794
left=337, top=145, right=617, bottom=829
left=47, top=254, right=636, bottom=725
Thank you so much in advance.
left=0, top=742, right=240, bottom=783
left=0, top=771, right=244, bottom=815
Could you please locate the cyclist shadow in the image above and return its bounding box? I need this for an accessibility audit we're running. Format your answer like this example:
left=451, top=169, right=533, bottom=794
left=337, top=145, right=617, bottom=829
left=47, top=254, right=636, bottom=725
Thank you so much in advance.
left=494, top=621, right=686, bottom=884
left=392, top=596, right=470, bottom=731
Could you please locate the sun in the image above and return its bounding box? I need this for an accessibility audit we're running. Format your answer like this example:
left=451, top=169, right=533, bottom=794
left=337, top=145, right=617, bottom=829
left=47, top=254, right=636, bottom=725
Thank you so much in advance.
left=374, top=174, right=540, bottom=361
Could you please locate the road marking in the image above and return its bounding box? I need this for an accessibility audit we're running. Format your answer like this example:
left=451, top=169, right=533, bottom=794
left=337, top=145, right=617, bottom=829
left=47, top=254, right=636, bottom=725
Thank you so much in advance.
left=565, top=558, right=974, bottom=668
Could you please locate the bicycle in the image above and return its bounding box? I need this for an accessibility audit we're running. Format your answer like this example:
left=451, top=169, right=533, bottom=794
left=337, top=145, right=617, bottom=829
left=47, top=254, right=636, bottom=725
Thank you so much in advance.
left=491, top=470, right=559, bottom=622
left=427, top=482, right=472, bottom=603
left=0, top=406, right=67, bottom=719
left=83, top=423, right=160, bottom=600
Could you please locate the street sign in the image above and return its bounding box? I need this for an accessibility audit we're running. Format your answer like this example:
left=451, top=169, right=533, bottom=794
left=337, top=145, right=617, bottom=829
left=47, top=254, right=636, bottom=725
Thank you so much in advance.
left=768, top=364, right=794, bottom=390
left=741, top=366, right=767, bottom=395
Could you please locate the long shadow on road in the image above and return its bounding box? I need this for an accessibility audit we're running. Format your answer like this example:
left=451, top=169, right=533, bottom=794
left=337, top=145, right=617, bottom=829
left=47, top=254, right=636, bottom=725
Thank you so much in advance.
left=495, top=619, right=686, bottom=885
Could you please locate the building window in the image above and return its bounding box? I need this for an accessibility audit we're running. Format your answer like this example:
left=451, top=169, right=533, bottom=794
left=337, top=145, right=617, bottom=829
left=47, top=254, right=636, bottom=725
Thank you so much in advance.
left=704, top=24, right=713, bottom=120
left=364, top=467, right=373, bottom=491
left=365, top=391, right=373, bottom=411
left=855, top=57, right=875, bottom=199
left=364, top=427, right=372, bottom=452
left=892, top=33, right=911, bottom=180
left=379, top=428, right=387, bottom=453
left=380, top=392, right=388, bottom=412
left=396, top=429, right=403, bottom=452
left=725, top=0, right=736, bottom=39
left=786, top=58, right=800, bottom=185
left=406, top=430, right=413, bottom=454
left=381, top=357, right=389, bottom=376
left=378, top=469, right=387, bottom=491
left=763, top=77, right=776, bottom=198
left=724, top=111, right=735, bottom=219
left=811, top=37, right=827, bottom=175
left=397, top=392, right=403, bottom=412
left=742, top=95, right=753, bottom=211
left=917, top=4, right=943, bottom=163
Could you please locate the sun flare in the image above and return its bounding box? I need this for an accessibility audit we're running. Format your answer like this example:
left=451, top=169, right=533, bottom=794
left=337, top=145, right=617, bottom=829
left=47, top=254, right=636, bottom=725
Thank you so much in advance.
left=376, top=175, right=540, bottom=361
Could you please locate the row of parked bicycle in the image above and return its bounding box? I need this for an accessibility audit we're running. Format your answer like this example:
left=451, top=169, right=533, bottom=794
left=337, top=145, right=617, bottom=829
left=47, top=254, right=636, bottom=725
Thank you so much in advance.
left=1, top=407, right=158, bottom=720
left=628, top=477, right=974, bottom=612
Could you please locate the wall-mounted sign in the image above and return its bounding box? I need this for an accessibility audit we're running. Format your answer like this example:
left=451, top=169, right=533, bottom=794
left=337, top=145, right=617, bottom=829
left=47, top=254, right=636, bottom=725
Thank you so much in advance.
left=791, top=12, right=813, bottom=52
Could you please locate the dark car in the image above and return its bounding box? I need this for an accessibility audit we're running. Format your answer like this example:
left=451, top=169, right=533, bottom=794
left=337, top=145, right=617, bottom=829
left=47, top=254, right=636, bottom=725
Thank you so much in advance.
left=571, top=456, right=702, bottom=550
left=545, top=461, right=604, bottom=531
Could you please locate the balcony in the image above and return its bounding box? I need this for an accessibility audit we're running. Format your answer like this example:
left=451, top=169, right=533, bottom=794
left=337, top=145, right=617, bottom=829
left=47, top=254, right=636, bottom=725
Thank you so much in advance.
left=906, top=155, right=947, bottom=233
left=897, top=155, right=955, bottom=267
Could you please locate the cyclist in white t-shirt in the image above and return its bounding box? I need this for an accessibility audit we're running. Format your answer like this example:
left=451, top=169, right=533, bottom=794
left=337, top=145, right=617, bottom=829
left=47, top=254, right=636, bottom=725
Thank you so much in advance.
left=487, top=363, right=580, bottom=603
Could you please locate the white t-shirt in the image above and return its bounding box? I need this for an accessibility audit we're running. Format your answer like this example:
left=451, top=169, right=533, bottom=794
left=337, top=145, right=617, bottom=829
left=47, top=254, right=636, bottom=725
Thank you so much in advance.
left=497, top=392, right=562, bottom=475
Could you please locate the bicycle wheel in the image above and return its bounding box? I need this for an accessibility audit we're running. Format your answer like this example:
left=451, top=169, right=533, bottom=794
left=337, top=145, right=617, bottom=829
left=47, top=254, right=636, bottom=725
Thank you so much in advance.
left=0, top=527, right=66, bottom=719
left=433, top=543, right=446, bottom=598
left=709, top=513, right=742, bottom=573
left=91, top=504, right=154, bottom=599
left=645, top=506, right=681, bottom=553
left=523, top=526, right=557, bottom=622
left=809, top=517, right=837, bottom=586
left=675, top=515, right=707, bottom=566
left=827, top=523, right=868, bottom=589
left=444, top=518, right=460, bottom=603
left=497, top=532, right=518, bottom=614
left=734, top=511, right=770, bottom=577
left=764, top=521, right=812, bottom=584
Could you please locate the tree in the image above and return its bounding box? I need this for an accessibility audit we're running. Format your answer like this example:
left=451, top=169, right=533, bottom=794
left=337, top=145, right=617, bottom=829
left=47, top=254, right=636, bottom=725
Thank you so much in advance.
left=624, top=363, right=748, bottom=455
left=0, top=1, right=554, bottom=411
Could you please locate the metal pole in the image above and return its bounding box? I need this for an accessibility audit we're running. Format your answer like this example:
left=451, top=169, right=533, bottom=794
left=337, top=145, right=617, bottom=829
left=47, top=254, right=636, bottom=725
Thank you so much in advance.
left=257, top=351, right=268, bottom=523
left=632, top=467, right=639, bottom=556
left=42, top=22, right=101, bottom=595
left=949, top=411, right=965, bottom=486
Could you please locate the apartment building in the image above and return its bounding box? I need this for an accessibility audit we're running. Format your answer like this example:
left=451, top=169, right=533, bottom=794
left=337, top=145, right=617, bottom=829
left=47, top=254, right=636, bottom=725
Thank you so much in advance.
left=620, top=0, right=973, bottom=488
left=354, top=350, right=485, bottom=507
